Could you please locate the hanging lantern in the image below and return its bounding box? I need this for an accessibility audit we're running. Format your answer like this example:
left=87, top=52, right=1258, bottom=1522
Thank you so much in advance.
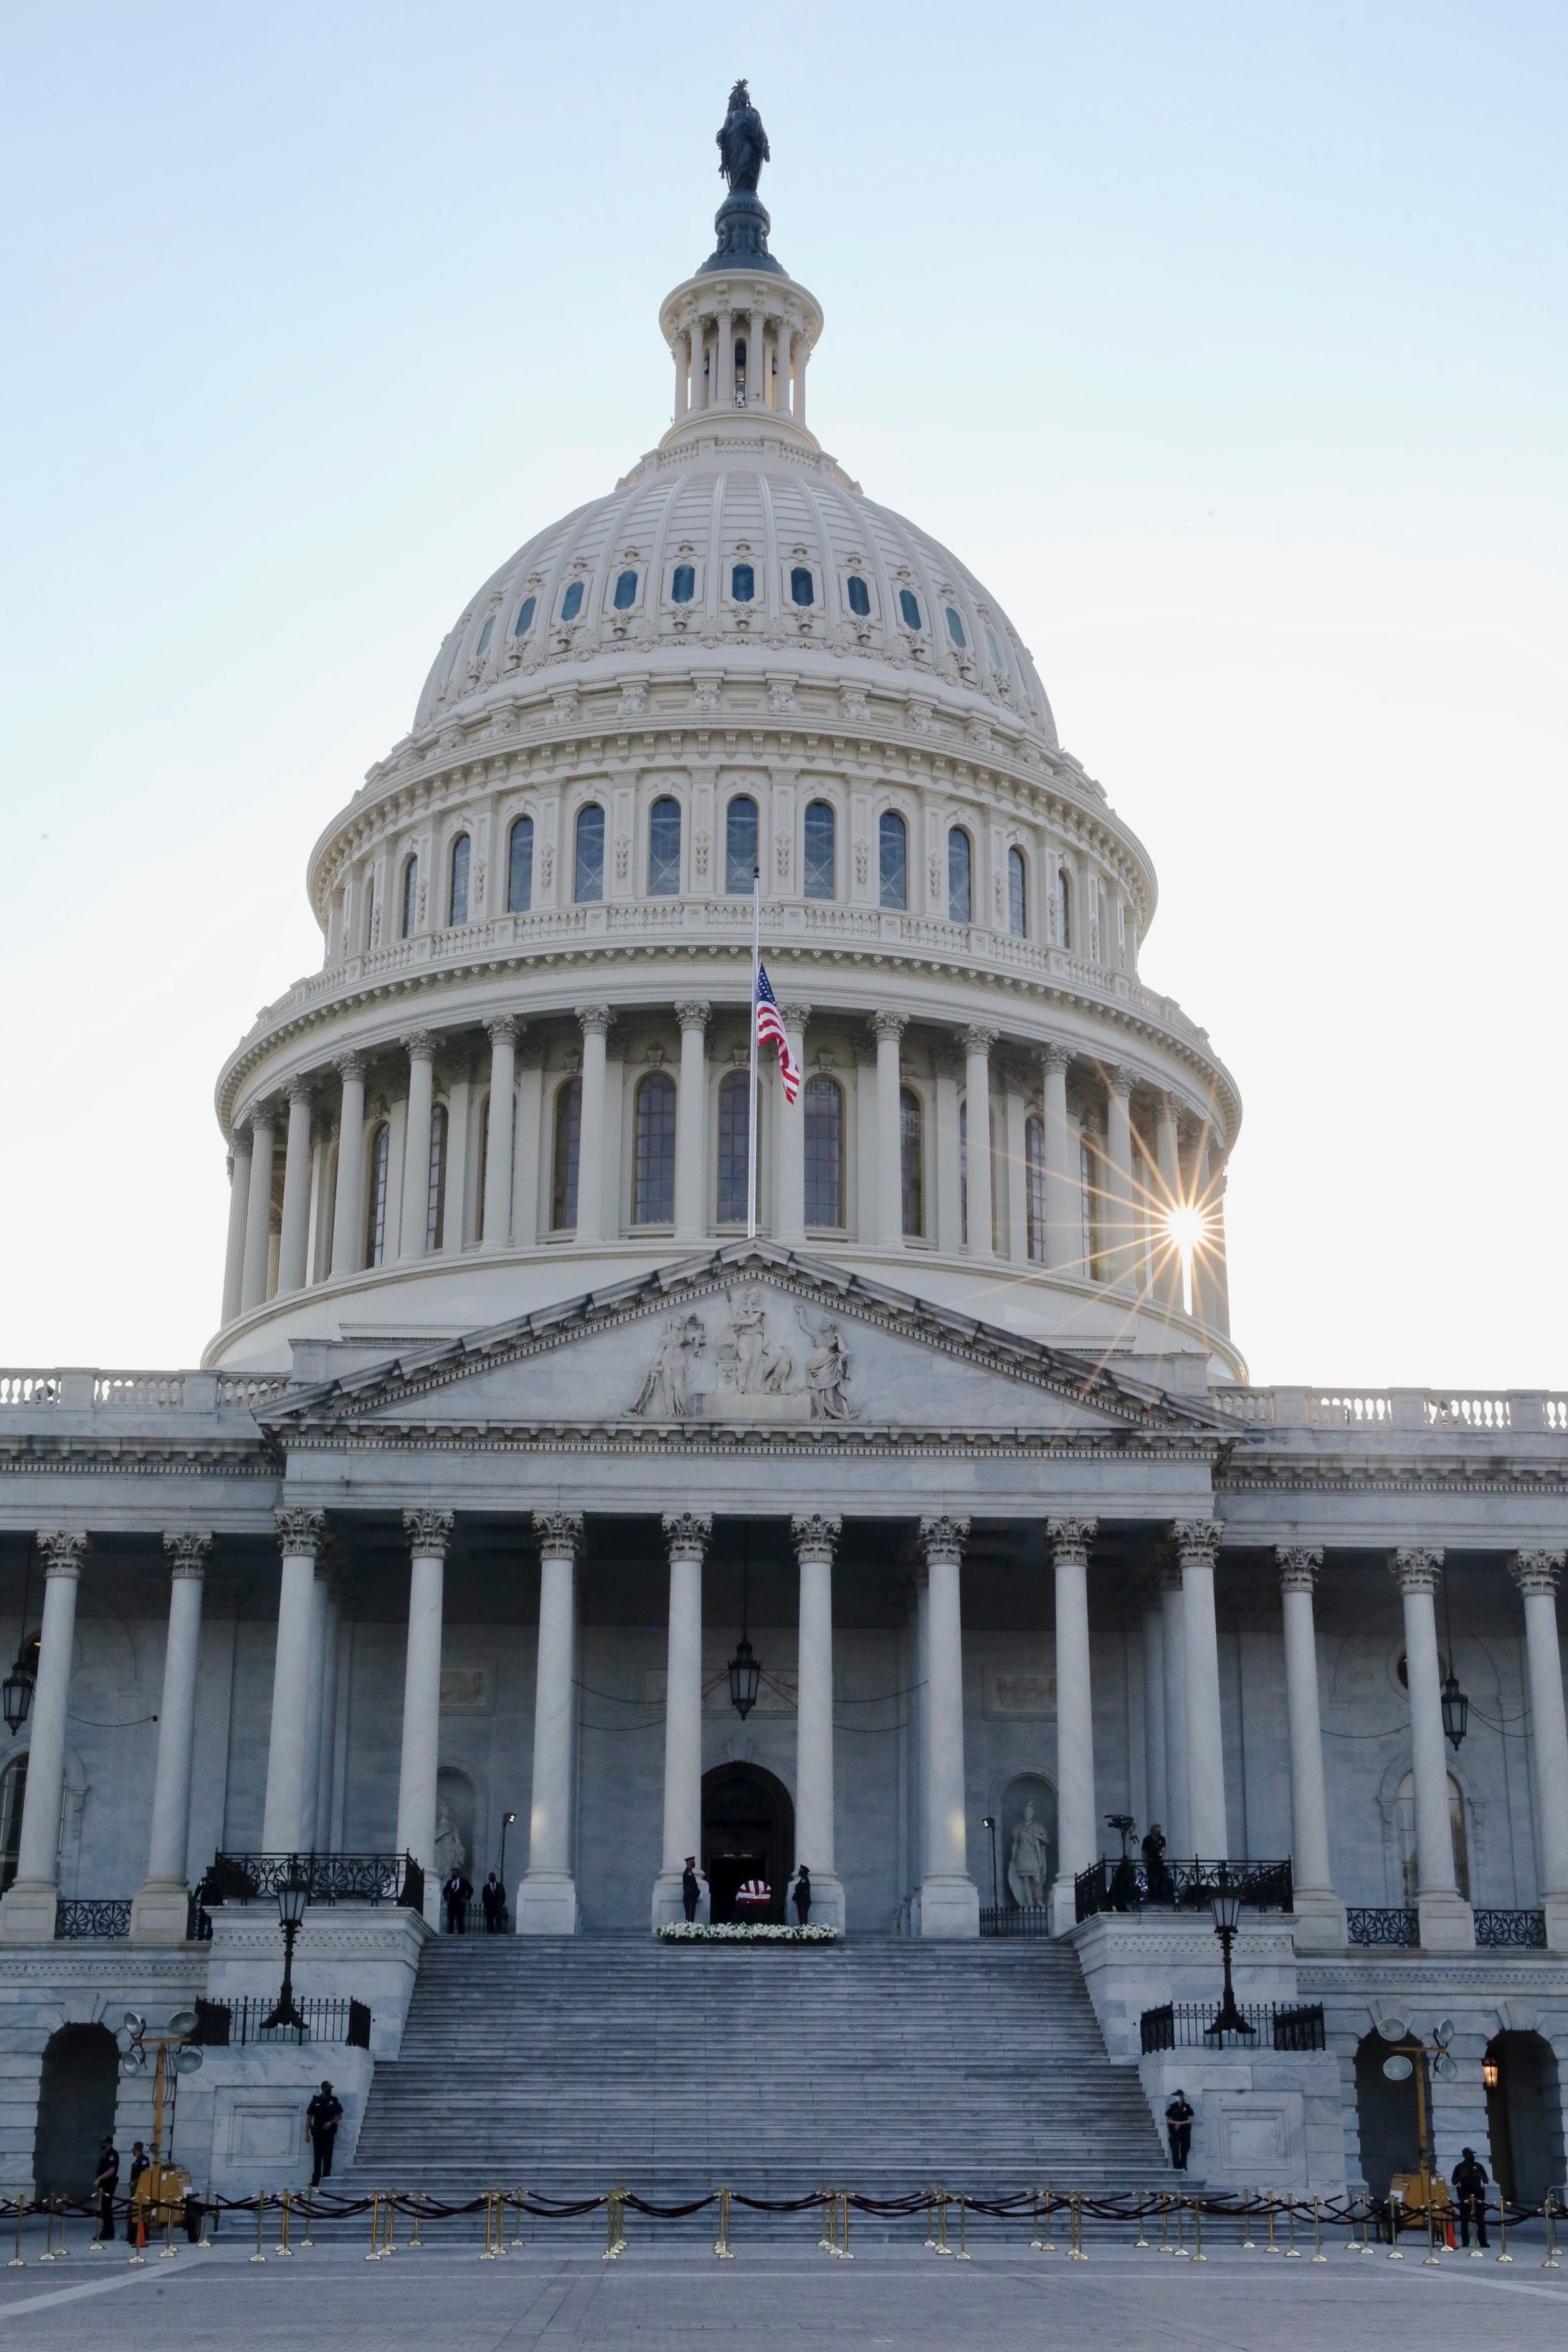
left=1, top=1651, right=34, bottom=1737
left=727, top=1634, right=760, bottom=1720
left=1440, top=1663, right=1468, bottom=1751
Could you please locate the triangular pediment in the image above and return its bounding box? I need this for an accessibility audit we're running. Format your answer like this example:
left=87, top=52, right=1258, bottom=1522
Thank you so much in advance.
left=261, top=1246, right=1226, bottom=1449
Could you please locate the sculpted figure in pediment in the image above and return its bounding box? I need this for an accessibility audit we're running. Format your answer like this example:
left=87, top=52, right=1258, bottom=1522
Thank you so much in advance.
left=724, top=1289, right=797, bottom=1396
left=631, top=1313, right=706, bottom=1419
left=802, top=1314, right=855, bottom=1421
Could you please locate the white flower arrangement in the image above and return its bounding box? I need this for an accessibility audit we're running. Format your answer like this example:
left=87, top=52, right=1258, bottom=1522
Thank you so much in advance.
left=657, top=1921, right=839, bottom=1942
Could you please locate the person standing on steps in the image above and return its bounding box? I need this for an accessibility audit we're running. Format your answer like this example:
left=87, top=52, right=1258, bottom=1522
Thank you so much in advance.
left=1452, top=2148, right=1490, bottom=2249
left=1165, top=2089, right=1195, bottom=2171
left=306, top=2081, right=344, bottom=2188
left=443, top=1867, right=472, bottom=1934
left=93, top=2135, right=119, bottom=2241
left=1142, top=1821, right=1172, bottom=1905
left=792, top=1866, right=812, bottom=1926
left=681, top=1856, right=701, bottom=1923
left=482, top=1871, right=505, bottom=1932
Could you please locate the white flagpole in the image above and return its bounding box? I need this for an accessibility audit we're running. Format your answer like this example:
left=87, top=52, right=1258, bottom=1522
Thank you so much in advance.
left=747, top=865, right=760, bottom=1240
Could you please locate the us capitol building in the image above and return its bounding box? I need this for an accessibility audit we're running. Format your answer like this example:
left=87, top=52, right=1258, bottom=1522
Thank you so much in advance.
left=3, top=89, right=1566, bottom=2207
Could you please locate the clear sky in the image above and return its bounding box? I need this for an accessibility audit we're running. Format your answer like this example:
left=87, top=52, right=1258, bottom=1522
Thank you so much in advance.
left=2, top=3, right=1563, bottom=1384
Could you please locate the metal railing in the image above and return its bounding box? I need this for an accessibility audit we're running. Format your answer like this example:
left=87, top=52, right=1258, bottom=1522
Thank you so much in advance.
left=1140, top=2001, right=1327, bottom=2053
left=1075, top=1857, right=1293, bottom=1925
left=1347, top=1906, right=1419, bottom=1947
left=191, top=1994, right=371, bottom=2047
left=1475, top=1907, right=1547, bottom=1948
left=979, top=1906, right=1052, bottom=1938
left=54, top=1898, right=131, bottom=1940
left=200, top=1851, right=424, bottom=1912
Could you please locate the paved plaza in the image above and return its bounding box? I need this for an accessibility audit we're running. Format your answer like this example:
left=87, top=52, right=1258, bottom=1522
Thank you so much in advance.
left=0, top=2241, right=1565, bottom=2350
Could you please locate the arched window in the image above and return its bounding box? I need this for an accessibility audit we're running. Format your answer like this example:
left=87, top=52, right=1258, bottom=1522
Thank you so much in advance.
left=1025, top=1112, right=1047, bottom=1263
left=985, top=625, right=1003, bottom=669
left=1054, top=864, right=1072, bottom=949
left=550, top=1078, right=582, bottom=1230
left=947, top=828, right=972, bottom=924
left=633, top=1072, right=677, bottom=1223
left=717, top=1070, right=751, bottom=1223
left=400, top=854, right=419, bottom=939
left=648, top=796, right=681, bottom=895
left=1396, top=1770, right=1470, bottom=1903
left=900, top=1086, right=924, bottom=1238
left=846, top=574, right=871, bottom=618
left=475, top=616, right=495, bottom=658
left=507, top=815, right=534, bottom=913
left=945, top=606, right=966, bottom=649
left=560, top=580, right=584, bottom=622
left=1080, top=1133, right=1103, bottom=1280
left=612, top=568, right=638, bottom=611
left=804, top=1075, right=844, bottom=1227
left=789, top=566, right=814, bottom=608
left=671, top=564, right=695, bottom=605
left=448, top=834, right=471, bottom=926
left=424, top=1102, right=448, bottom=1252
left=803, top=800, right=836, bottom=900
left=899, top=587, right=923, bottom=631
left=879, top=811, right=907, bottom=910
left=733, top=335, right=748, bottom=394
left=730, top=561, right=755, bottom=603
left=1008, top=845, right=1027, bottom=939
left=365, top=1124, right=391, bottom=1266
left=574, top=804, right=605, bottom=903
left=513, top=593, right=536, bottom=639
left=726, top=795, right=758, bottom=893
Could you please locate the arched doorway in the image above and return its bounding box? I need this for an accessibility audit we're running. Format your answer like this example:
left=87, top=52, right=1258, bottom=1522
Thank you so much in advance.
left=34, top=2024, right=117, bottom=2199
left=1354, top=2030, right=1428, bottom=2197
left=701, top=1763, right=793, bottom=1924
left=1485, top=2030, right=1565, bottom=2204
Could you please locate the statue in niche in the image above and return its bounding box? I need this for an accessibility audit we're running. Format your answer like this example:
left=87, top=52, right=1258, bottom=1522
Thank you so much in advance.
left=632, top=1314, right=706, bottom=1418
left=717, top=79, right=769, bottom=192
left=433, top=1799, right=466, bottom=1883
left=1007, top=1802, right=1051, bottom=1910
left=801, top=1313, right=854, bottom=1421
left=726, top=1289, right=796, bottom=1394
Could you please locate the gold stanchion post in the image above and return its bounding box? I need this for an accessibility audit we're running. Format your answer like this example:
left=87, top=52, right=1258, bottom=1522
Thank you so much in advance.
left=199, top=2185, right=214, bottom=2249
left=274, top=2187, right=292, bottom=2258
left=365, top=2188, right=381, bottom=2260
left=954, top=2193, right=969, bottom=2262
left=250, top=2191, right=267, bottom=2263
left=935, top=2190, right=952, bottom=2256
left=1497, top=2194, right=1512, bottom=2263
left=1422, top=2194, right=1440, bottom=2265
left=54, top=2196, right=70, bottom=2261
left=1544, top=2188, right=1560, bottom=2269
left=1191, top=2197, right=1207, bottom=2262
left=1311, top=2195, right=1326, bottom=2261
left=1265, top=2190, right=1279, bottom=2254
left=714, top=2186, right=733, bottom=2259
left=409, top=2188, right=423, bottom=2250
left=383, top=2190, right=398, bottom=2256
left=1284, top=2196, right=1301, bottom=2259
left=38, top=2198, right=55, bottom=2264
left=1070, top=2192, right=1088, bottom=2260
left=1133, top=2192, right=1149, bottom=2251
left=482, top=2190, right=498, bottom=2259
left=162, top=2196, right=178, bottom=2259
left=1240, top=2188, right=1256, bottom=2251
left=8, top=2194, right=23, bottom=2269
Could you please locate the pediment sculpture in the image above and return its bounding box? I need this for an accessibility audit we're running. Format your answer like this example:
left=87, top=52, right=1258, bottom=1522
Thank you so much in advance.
left=629, top=1289, right=854, bottom=1423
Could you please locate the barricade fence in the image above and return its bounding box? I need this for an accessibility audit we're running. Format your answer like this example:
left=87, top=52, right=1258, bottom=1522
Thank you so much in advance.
left=2, top=2182, right=1560, bottom=2265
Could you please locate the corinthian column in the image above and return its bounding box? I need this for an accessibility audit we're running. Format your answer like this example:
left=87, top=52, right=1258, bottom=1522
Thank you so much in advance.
left=573, top=1006, right=612, bottom=1245
left=482, top=1018, right=519, bottom=1244
left=1160, top=1560, right=1190, bottom=1855
left=1390, top=1547, right=1473, bottom=1949
left=653, top=1514, right=711, bottom=1928
left=1040, top=1044, right=1077, bottom=1272
left=961, top=1028, right=995, bottom=1260
left=262, top=1508, right=325, bottom=1854
left=0, top=1533, right=87, bottom=1942
left=1104, top=1067, right=1138, bottom=1292
left=396, top=1510, right=452, bottom=1914
left=330, top=1050, right=369, bottom=1277
left=1276, top=1547, right=1347, bottom=1949
left=674, top=1003, right=710, bottom=1243
left=792, top=1514, right=844, bottom=1927
left=220, top=1132, right=252, bottom=1325
left=240, top=1106, right=276, bottom=1312
left=132, top=1531, right=213, bottom=1942
left=918, top=1515, right=979, bottom=1936
left=398, top=1031, right=438, bottom=1257
left=1172, top=1520, right=1228, bottom=1857
left=1047, top=1517, right=1098, bottom=1932
left=872, top=1013, right=907, bottom=1247
left=518, top=1511, right=583, bottom=1934
left=1512, top=1551, right=1568, bottom=1950
left=276, top=1077, right=315, bottom=1295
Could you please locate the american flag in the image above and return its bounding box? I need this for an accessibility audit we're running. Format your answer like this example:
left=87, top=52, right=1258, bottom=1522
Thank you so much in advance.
left=755, top=964, right=800, bottom=1105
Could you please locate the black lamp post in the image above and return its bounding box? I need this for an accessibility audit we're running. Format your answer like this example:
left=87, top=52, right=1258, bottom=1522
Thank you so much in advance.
left=3, top=1544, right=38, bottom=1736
left=1206, top=1862, right=1258, bottom=2040
left=727, top=1529, right=761, bottom=1720
left=260, top=1872, right=309, bottom=2033
left=982, top=1816, right=998, bottom=1910
left=1440, top=1571, right=1468, bottom=1750
left=499, top=1811, right=517, bottom=1884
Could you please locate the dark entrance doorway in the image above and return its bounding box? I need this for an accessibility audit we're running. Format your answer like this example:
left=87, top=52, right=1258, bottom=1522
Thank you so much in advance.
left=34, top=2024, right=118, bottom=2200
left=701, top=1763, right=793, bottom=1923
left=1354, top=2030, right=1428, bottom=2197
left=1485, top=2030, right=1565, bottom=2204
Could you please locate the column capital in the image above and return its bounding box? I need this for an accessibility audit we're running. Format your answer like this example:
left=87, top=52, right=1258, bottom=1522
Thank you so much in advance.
left=401, top=1029, right=438, bottom=1063
left=403, top=1508, right=454, bottom=1559
left=1276, top=1545, right=1324, bottom=1593
left=1168, top=1518, right=1223, bottom=1570
left=918, top=1514, right=969, bottom=1569
left=575, top=1004, right=615, bottom=1038
left=283, top=1073, right=314, bottom=1106
left=1107, top=1063, right=1137, bottom=1099
left=960, top=1026, right=997, bottom=1059
left=335, top=1048, right=368, bottom=1082
left=1511, top=1549, right=1566, bottom=1597
left=243, top=1100, right=277, bottom=1137
left=662, top=1512, right=712, bottom=1562
left=791, top=1514, right=841, bottom=1566
left=276, top=1508, right=327, bottom=1560
left=1045, top=1517, right=1097, bottom=1567
left=485, top=1015, right=521, bottom=1047
left=779, top=1001, right=812, bottom=1031
left=534, top=1509, right=585, bottom=1563
left=1040, top=1042, right=1073, bottom=1076
left=675, top=1000, right=712, bottom=1035
left=870, top=1012, right=907, bottom=1045
left=38, top=1530, right=88, bottom=1580
left=1389, top=1546, right=1444, bottom=1595
left=163, top=1530, right=214, bottom=1580
left=227, top=1125, right=253, bottom=1158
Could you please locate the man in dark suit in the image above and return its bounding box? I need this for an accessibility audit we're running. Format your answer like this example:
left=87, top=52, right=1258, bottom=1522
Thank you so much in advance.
left=1165, top=2089, right=1195, bottom=2171
left=93, top=2136, right=119, bottom=2241
left=482, top=1872, right=505, bottom=1932
left=305, top=2082, right=344, bottom=2187
left=681, top=1857, right=701, bottom=1923
left=1452, top=2148, right=1490, bottom=2249
left=443, top=1869, right=472, bottom=1933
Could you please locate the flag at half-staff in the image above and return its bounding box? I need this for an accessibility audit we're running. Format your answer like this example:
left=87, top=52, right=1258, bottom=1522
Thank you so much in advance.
left=754, top=964, right=801, bottom=1105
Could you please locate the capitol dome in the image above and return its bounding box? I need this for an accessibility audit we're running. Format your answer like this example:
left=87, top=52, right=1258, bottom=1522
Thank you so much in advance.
left=208, top=164, right=1242, bottom=1377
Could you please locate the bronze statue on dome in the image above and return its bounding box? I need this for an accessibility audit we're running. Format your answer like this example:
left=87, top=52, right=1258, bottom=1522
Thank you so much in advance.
left=717, top=80, right=769, bottom=193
